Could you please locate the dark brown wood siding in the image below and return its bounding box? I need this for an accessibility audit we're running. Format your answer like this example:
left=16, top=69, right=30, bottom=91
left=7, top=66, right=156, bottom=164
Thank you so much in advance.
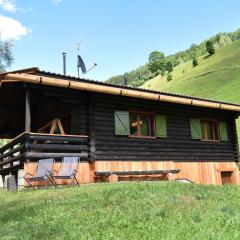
left=24, top=84, right=239, bottom=163
left=91, top=93, right=239, bottom=162
left=29, top=85, right=89, bottom=135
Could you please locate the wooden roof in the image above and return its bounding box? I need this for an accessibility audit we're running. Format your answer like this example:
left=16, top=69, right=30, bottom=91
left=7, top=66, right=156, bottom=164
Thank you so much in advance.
left=1, top=67, right=240, bottom=112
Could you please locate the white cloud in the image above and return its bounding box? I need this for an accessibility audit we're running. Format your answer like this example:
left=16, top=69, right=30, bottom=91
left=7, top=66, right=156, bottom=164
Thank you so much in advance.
left=0, top=0, right=16, bottom=12
left=51, top=0, right=62, bottom=5
left=0, top=15, right=28, bottom=40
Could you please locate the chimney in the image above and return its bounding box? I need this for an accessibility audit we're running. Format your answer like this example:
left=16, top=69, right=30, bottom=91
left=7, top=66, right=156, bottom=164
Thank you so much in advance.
left=62, top=52, right=66, bottom=75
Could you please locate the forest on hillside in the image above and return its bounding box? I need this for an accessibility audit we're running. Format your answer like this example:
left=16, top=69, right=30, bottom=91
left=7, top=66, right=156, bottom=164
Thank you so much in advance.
left=106, top=28, right=240, bottom=87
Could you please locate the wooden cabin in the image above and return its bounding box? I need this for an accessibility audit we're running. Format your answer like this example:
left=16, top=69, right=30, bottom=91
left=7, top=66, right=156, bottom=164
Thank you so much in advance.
left=0, top=67, right=239, bottom=187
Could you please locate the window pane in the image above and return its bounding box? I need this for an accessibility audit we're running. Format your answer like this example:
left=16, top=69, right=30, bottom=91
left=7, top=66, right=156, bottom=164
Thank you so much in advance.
left=201, top=120, right=219, bottom=140
left=212, top=122, right=219, bottom=140
left=206, top=122, right=213, bottom=140
left=139, top=115, right=150, bottom=136
left=129, top=113, right=138, bottom=136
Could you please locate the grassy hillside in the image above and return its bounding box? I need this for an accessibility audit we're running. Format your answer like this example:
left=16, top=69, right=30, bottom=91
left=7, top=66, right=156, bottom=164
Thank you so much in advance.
left=106, top=29, right=240, bottom=87
left=142, top=41, right=240, bottom=141
left=1, top=182, right=240, bottom=239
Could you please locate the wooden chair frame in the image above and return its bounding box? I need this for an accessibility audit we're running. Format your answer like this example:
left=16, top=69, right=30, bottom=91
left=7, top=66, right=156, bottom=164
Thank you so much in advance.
left=24, top=159, right=57, bottom=188
left=52, top=157, right=80, bottom=186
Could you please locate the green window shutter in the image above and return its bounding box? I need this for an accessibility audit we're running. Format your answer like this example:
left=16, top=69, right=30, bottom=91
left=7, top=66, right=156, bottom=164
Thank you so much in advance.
left=156, top=114, right=167, bottom=138
left=114, top=111, right=130, bottom=135
left=190, top=118, right=202, bottom=139
left=219, top=121, right=228, bottom=141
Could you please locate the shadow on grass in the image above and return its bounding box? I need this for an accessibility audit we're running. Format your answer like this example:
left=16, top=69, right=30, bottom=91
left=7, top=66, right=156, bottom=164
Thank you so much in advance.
left=203, top=54, right=212, bottom=59
left=181, top=68, right=229, bottom=82
left=192, top=68, right=227, bottom=79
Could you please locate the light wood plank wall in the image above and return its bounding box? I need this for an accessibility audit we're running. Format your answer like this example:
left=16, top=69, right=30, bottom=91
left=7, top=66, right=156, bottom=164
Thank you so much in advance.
left=24, top=161, right=240, bottom=186
left=24, top=162, right=95, bottom=186
left=94, top=161, right=240, bottom=185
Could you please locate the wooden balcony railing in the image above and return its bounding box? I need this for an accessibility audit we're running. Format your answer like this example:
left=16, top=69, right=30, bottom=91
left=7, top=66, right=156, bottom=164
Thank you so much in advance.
left=0, top=132, right=89, bottom=175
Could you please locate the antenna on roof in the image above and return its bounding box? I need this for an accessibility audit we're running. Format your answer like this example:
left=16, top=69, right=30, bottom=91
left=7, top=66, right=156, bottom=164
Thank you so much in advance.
left=76, top=40, right=97, bottom=78
left=76, top=41, right=81, bottom=51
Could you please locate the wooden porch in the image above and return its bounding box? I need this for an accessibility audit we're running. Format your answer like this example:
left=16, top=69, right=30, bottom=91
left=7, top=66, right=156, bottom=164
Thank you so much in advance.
left=0, top=132, right=90, bottom=178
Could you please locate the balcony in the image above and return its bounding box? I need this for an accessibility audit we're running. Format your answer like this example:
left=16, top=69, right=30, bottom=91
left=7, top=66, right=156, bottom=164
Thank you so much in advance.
left=0, top=132, right=89, bottom=176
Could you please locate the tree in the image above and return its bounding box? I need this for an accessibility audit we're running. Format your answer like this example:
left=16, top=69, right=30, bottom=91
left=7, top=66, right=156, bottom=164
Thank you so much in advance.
left=192, top=57, right=198, bottom=67
left=148, top=51, right=164, bottom=62
left=206, top=40, right=215, bottom=55
left=0, top=40, right=14, bottom=72
left=148, top=51, right=166, bottom=76
left=190, top=44, right=198, bottom=57
left=165, top=61, right=173, bottom=73
left=123, top=72, right=130, bottom=86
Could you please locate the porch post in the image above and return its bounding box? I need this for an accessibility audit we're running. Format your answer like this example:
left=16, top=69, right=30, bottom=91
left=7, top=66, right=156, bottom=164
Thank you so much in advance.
left=25, top=88, right=31, bottom=132
left=88, top=97, right=95, bottom=164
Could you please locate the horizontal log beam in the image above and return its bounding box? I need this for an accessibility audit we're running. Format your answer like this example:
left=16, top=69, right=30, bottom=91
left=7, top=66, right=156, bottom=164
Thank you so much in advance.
left=4, top=73, right=240, bottom=112
left=0, top=133, right=27, bottom=153
left=0, top=144, right=25, bottom=161
left=25, top=152, right=89, bottom=160
left=0, top=164, right=23, bottom=175
left=28, top=134, right=88, bottom=143
left=94, top=169, right=180, bottom=176
left=26, top=143, right=89, bottom=151
left=0, top=154, right=23, bottom=167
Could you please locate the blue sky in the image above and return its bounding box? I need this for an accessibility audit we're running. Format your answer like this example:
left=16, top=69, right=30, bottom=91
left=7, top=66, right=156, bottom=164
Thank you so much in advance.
left=1, top=0, right=240, bottom=81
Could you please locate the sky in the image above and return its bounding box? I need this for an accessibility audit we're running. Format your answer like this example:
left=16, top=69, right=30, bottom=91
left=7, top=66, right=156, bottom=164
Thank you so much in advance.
left=1, top=0, right=240, bottom=81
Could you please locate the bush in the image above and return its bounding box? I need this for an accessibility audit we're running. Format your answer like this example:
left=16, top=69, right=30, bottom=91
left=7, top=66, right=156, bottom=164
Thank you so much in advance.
left=192, top=57, right=198, bottom=67
left=167, top=74, right=173, bottom=81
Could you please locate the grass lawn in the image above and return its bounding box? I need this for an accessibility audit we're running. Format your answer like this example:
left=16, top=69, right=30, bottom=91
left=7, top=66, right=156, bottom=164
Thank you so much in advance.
left=1, top=181, right=240, bottom=240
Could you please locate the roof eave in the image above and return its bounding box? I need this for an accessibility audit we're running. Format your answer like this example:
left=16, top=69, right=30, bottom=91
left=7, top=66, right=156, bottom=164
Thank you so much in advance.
left=2, top=72, right=240, bottom=113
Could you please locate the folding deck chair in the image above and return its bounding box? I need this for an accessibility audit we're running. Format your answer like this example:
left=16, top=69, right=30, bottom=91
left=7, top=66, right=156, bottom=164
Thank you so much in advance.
left=24, top=158, right=56, bottom=187
left=53, top=157, right=80, bottom=186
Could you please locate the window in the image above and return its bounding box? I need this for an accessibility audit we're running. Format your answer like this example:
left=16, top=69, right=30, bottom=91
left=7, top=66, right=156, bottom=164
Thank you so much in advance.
left=129, top=112, right=155, bottom=137
left=114, top=110, right=166, bottom=138
left=190, top=118, right=228, bottom=142
left=201, top=120, right=219, bottom=141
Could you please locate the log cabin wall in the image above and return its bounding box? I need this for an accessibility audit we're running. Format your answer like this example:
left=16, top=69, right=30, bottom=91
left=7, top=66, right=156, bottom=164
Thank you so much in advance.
left=24, top=83, right=239, bottom=164
left=91, top=93, right=239, bottom=163
left=22, top=84, right=239, bottom=185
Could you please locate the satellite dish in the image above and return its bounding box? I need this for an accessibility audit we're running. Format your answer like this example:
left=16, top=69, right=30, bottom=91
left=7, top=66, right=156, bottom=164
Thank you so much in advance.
left=77, top=54, right=87, bottom=74
left=76, top=40, right=97, bottom=77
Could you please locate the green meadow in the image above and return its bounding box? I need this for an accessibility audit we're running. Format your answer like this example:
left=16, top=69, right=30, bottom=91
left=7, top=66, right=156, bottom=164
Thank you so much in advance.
left=1, top=182, right=240, bottom=240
